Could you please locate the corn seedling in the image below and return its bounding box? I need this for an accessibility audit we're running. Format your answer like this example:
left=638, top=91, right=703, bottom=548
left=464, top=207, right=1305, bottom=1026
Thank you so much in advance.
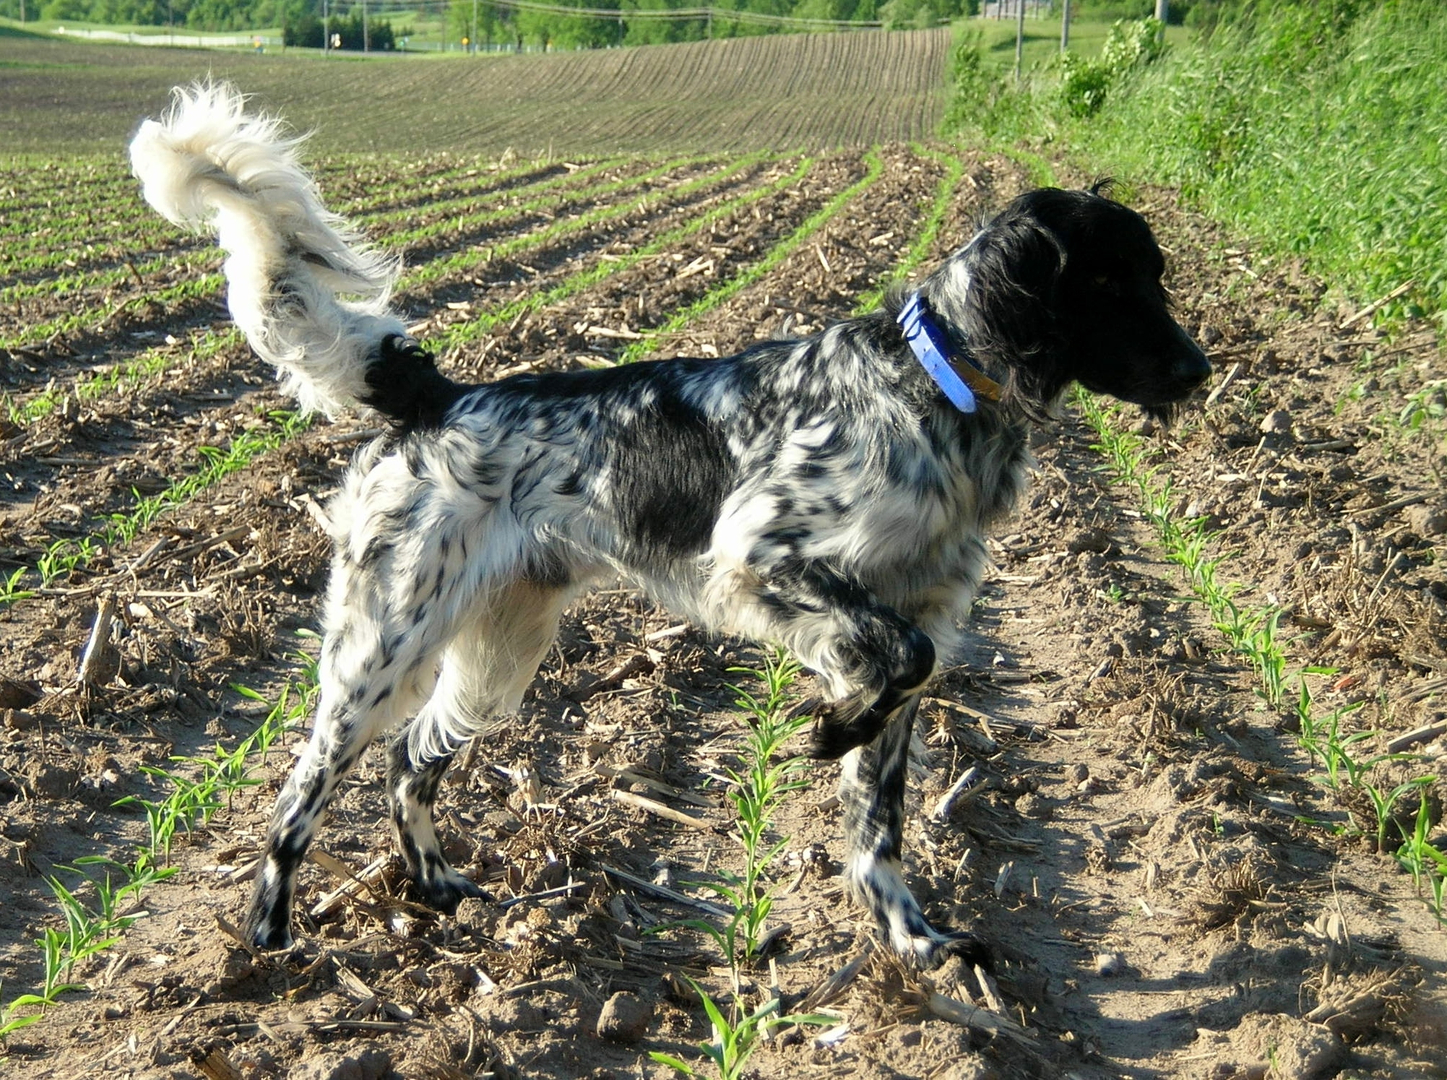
left=678, top=652, right=812, bottom=983
left=650, top=978, right=832, bottom=1080
left=1079, top=391, right=1290, bottom=706
left=1364, top=776, right=1436, bottom=856
left=0, top=658, right=317, bottom=1040
left=1079, top=391, right=1446, bottom=920
left=1396, top=794, right=1447, bottom=922
left=654, top=653, right=831, bottom=1078
left=0, top=567, right=34, bottom=604
left=617, top=149, right=885, bottom=365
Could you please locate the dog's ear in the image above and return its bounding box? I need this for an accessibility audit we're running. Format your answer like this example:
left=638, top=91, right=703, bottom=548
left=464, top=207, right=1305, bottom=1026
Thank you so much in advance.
left=929, top=216, right=1069, bottom=418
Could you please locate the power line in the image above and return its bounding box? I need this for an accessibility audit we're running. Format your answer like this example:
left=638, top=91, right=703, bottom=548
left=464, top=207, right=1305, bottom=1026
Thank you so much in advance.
left=371, top=0, right=884, bottom=29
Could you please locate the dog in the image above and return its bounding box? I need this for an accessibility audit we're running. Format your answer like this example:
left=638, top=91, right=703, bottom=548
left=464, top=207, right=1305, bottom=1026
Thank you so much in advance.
left=130, top=83, right=1210, bottom=965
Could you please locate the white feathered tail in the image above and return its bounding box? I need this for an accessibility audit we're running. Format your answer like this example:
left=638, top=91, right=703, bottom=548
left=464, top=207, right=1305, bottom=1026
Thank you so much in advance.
left=129, top=82, right=407, bottom=418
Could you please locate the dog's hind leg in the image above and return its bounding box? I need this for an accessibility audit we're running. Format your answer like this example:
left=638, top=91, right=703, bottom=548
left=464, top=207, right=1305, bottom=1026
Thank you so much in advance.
left=243, top=493, right=498, bottom=949
left=387, top=582, right=573, bottom=914
left=841, top=696, right=987, bottom=968
left=243, top=611, right=448, bottom=950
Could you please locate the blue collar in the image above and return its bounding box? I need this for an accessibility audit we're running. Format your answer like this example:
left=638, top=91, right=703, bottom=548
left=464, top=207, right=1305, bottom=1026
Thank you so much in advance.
left=897, top=293, right=1001, bottom=414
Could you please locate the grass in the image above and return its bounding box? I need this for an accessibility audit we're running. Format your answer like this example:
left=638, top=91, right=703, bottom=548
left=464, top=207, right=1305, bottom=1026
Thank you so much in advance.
left=949, top=1, right=1447, bottom=329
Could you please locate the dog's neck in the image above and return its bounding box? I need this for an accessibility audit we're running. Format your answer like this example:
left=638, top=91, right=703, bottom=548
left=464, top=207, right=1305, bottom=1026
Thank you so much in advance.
left=896, top=293, right=1002, bottom=413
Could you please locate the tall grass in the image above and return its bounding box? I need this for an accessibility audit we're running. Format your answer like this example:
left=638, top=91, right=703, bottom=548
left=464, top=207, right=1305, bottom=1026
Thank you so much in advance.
left=1087, top=0, right=1445, bottom=321
left=948, top=0, right=1447, bottom=326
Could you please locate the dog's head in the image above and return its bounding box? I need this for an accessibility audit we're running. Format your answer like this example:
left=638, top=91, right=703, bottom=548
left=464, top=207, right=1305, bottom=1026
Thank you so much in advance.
left=921, top=186, right=1211, bottom=422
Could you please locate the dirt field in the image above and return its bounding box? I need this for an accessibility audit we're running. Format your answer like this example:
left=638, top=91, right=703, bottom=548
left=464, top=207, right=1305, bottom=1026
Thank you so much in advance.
left=0, top=27, right=951, bottom=156
left=1, top=129, right=1445, bottom=1080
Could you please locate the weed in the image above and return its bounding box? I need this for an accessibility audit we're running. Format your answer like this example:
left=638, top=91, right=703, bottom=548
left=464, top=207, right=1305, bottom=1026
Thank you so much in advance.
left=1398, top=380, right=1447, bottom=432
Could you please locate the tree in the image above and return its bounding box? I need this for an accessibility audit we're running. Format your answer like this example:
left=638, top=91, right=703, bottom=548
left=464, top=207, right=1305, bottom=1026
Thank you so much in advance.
left=621, top=0, right=707, bottom=45
left=513, top=0, right=620, bottom=48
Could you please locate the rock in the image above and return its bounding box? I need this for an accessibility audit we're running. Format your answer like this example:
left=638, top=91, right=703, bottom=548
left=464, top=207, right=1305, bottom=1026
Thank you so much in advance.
left=596, top=991, right=652, bottom=1042
left=24, top=761, right=78, bottom=800
left=491, top=998, right=546, bottom=1031
left=1065, top=526, right=1113, bottom=554
left=0, top=677, right=41, bottom=710
left=3, top=708, right=40, bottom=731
left=1259, top=409, right=1293, bottom=435
left=286, top=1047, right=395, bottom=1080
left=1095, top=952, right=1126, bottom=976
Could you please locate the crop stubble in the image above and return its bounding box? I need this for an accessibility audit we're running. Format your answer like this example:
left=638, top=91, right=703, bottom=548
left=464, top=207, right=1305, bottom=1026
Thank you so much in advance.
left=0, top=137, right=1444, bottom=1080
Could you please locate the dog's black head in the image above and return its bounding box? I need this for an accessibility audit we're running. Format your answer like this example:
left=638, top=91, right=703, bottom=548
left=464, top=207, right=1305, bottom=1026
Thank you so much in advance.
left=921, top=186, right=1211, bottom=422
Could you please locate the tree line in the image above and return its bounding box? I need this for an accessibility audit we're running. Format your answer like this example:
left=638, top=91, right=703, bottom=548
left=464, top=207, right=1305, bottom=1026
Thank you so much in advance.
left=2, top=0, right=983, bottom=45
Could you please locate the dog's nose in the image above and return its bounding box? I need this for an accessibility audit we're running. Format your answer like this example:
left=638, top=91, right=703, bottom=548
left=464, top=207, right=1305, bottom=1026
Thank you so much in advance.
left=1174, top=346, right=1212, bottom=389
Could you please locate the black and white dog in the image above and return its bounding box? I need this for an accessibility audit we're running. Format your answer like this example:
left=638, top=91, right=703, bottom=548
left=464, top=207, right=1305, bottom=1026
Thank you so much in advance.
left=131, top=84, right=1210, bottom=964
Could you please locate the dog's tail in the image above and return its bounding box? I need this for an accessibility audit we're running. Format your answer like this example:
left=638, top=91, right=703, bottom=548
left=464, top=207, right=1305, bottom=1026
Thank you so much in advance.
left=129, top=81, right=431, bottom=420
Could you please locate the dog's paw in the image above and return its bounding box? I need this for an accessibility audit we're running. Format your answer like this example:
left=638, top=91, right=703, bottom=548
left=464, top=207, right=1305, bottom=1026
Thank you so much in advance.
left=244, top=909, right=295, bottom=952
left=378, top=334, right=434, bottom=366
left=809, top=693, right=891, bottom=759
left=895, top=927, right=992, bottom=971
left=412, top=866, right=493, bottom=915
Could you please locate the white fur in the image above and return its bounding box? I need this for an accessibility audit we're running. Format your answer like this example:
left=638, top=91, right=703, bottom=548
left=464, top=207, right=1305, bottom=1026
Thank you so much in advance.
left=128, top=81, right=407, bottom=417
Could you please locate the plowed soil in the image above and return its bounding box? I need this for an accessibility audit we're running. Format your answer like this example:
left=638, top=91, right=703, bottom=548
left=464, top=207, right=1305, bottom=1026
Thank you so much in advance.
left=0, top=138, right=1444, bottom=1080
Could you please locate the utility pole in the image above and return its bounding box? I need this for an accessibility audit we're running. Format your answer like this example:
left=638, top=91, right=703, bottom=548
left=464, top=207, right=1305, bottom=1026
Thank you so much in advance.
left=472, top=0, right=478, bottom=52
left=1061, top=0, right=1071, bottom=51
left=323, top=0, right=329, bottom=54
left=1014, top=0, right=1025, bottom=82
left=363, top=0, right=370, bottom=52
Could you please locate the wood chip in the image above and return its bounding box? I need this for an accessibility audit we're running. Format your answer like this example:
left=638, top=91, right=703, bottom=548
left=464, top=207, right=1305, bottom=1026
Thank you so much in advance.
left=802, top=946, right=872, bottom=1011
left=927, top=992, right=1036, bottom=1046
left=931, top=765, right=982, bottom=822
left=194, top=1046, right=245, bottom=1080
left=1385, top=722, right=1447, bottom=754
left=602, top=864, right=730, bottom=917
left=309, top=852, right=390, bottom=917
left=76, top=593, right=119, bottom=690
left=1340, top=281, right=1414, bottom=329
left=612, top=789, right=711, bottom=829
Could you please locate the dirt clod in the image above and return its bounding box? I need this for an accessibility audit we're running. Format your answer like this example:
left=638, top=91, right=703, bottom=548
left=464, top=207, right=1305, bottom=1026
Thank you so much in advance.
left=596, top=990, right=653, bottom=1042
left=285, top=1048, right=396, bottom=1080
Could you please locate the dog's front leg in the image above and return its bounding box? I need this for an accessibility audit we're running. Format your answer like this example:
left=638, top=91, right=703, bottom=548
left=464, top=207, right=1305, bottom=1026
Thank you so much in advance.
left=727, top=557, right=936, bottom=759
left=841, top=696, right=988, bottom=968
